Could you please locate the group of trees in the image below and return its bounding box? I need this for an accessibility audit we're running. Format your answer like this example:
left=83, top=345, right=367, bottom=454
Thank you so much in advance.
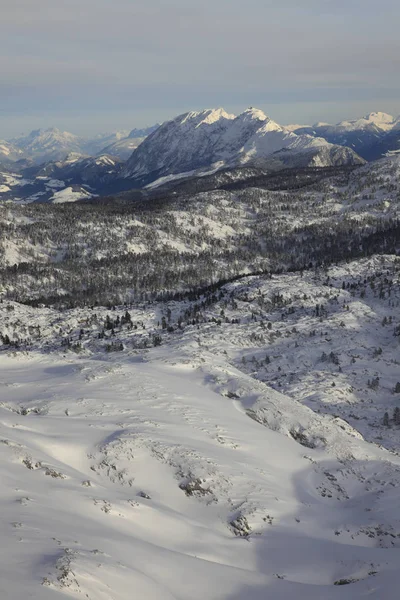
left=383, top=405, right=400, bottom=427
left=0, top=163, right=399, bottom=308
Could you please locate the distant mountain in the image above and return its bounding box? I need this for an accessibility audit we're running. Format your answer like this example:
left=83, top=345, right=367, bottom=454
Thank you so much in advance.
left=7, top=124, right=159, bottom=165
left=5, top=110, right=399, bottom=172
left=11, top=128, right=86, bottom=164
left=82, top=131, right=130, bottom=156
left=97, top=124, right=160, bottom=159
left=127, top=124, right=160, bottom=139
left=121, top=108, right=364, bottom=186
left=97, top=137, right=144, bottom=160
left=284, top=124, right=310, bottom=132
left=332, top=112, right=397, bottom=132
left=293, top=112, right=400, bottom=160
left=0, top=140, right=23, bottom=164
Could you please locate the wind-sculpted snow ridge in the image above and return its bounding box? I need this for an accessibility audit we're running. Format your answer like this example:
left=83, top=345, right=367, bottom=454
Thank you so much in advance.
left=1, top=252, right=400, bottom=598
left=121, top=107, right=364, bottom=185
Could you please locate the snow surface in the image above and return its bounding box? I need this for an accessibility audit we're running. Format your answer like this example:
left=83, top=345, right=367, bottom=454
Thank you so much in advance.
left=50, top=186, right=94, bottom=204
left=1, top=254, right=400, bottom=598
left=0, top=143, right=11, bottom=156
left=0, top=173, right=30, bottom=190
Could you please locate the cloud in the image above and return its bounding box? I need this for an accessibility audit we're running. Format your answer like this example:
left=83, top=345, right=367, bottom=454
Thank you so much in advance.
left=1, top=0, right=399, bottom=134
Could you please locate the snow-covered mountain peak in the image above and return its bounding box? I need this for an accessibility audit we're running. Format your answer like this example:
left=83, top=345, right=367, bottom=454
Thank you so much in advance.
left=237, top=107, right=269, bottom=122
left=21, top=127, right=79, bottom=143
left=308, top=113, right=396, bottom=134
left=364, top=111, right=394, bottom=125
left=232, top=108, right=283, bottom=134
left=176, top=108, right=235, bottom=128
left=25, top=127, right=57, bottom=138
left=335, top=112, right=395, bottom=133
left=41, top=126, right=61, bottom=134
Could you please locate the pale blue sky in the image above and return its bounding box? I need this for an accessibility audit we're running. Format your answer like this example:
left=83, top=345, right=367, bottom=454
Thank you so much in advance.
left=1, top=0, right=399, bottom=137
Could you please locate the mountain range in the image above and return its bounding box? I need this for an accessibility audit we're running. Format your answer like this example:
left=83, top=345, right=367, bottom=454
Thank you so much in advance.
left=291, top=112, right=400, bottom=160
left=0, top=125, right=159, bottom=166
left=2, top=109, right=399, bottom=174
left=120, top=107, right=364, bottom=186
left=1, top=107, right=400, bottom=201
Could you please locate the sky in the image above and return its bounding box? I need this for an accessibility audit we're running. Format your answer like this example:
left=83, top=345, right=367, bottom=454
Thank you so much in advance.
left=1, top=0, right=399, bottom=138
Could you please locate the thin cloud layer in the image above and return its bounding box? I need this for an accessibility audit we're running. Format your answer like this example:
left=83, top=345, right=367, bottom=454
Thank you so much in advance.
left=1, top=0, right=399, bottom=135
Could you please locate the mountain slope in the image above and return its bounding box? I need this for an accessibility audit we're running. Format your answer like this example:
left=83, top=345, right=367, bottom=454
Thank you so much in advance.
left=121, top=108, right=363, bottom=186
left=1, top=254, right=400, bottom=598
left=122, top=108, right=236, bottom=182
left=32, top=153, right=122, bottom=187
left=364, top=128, right=400, bottom=160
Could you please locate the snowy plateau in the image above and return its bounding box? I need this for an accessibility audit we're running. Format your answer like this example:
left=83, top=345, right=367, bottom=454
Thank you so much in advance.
left=1, top=111, right=400, bottom=600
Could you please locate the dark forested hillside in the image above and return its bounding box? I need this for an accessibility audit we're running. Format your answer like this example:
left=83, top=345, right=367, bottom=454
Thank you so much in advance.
left=1, top=158, right=399, bottom=307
